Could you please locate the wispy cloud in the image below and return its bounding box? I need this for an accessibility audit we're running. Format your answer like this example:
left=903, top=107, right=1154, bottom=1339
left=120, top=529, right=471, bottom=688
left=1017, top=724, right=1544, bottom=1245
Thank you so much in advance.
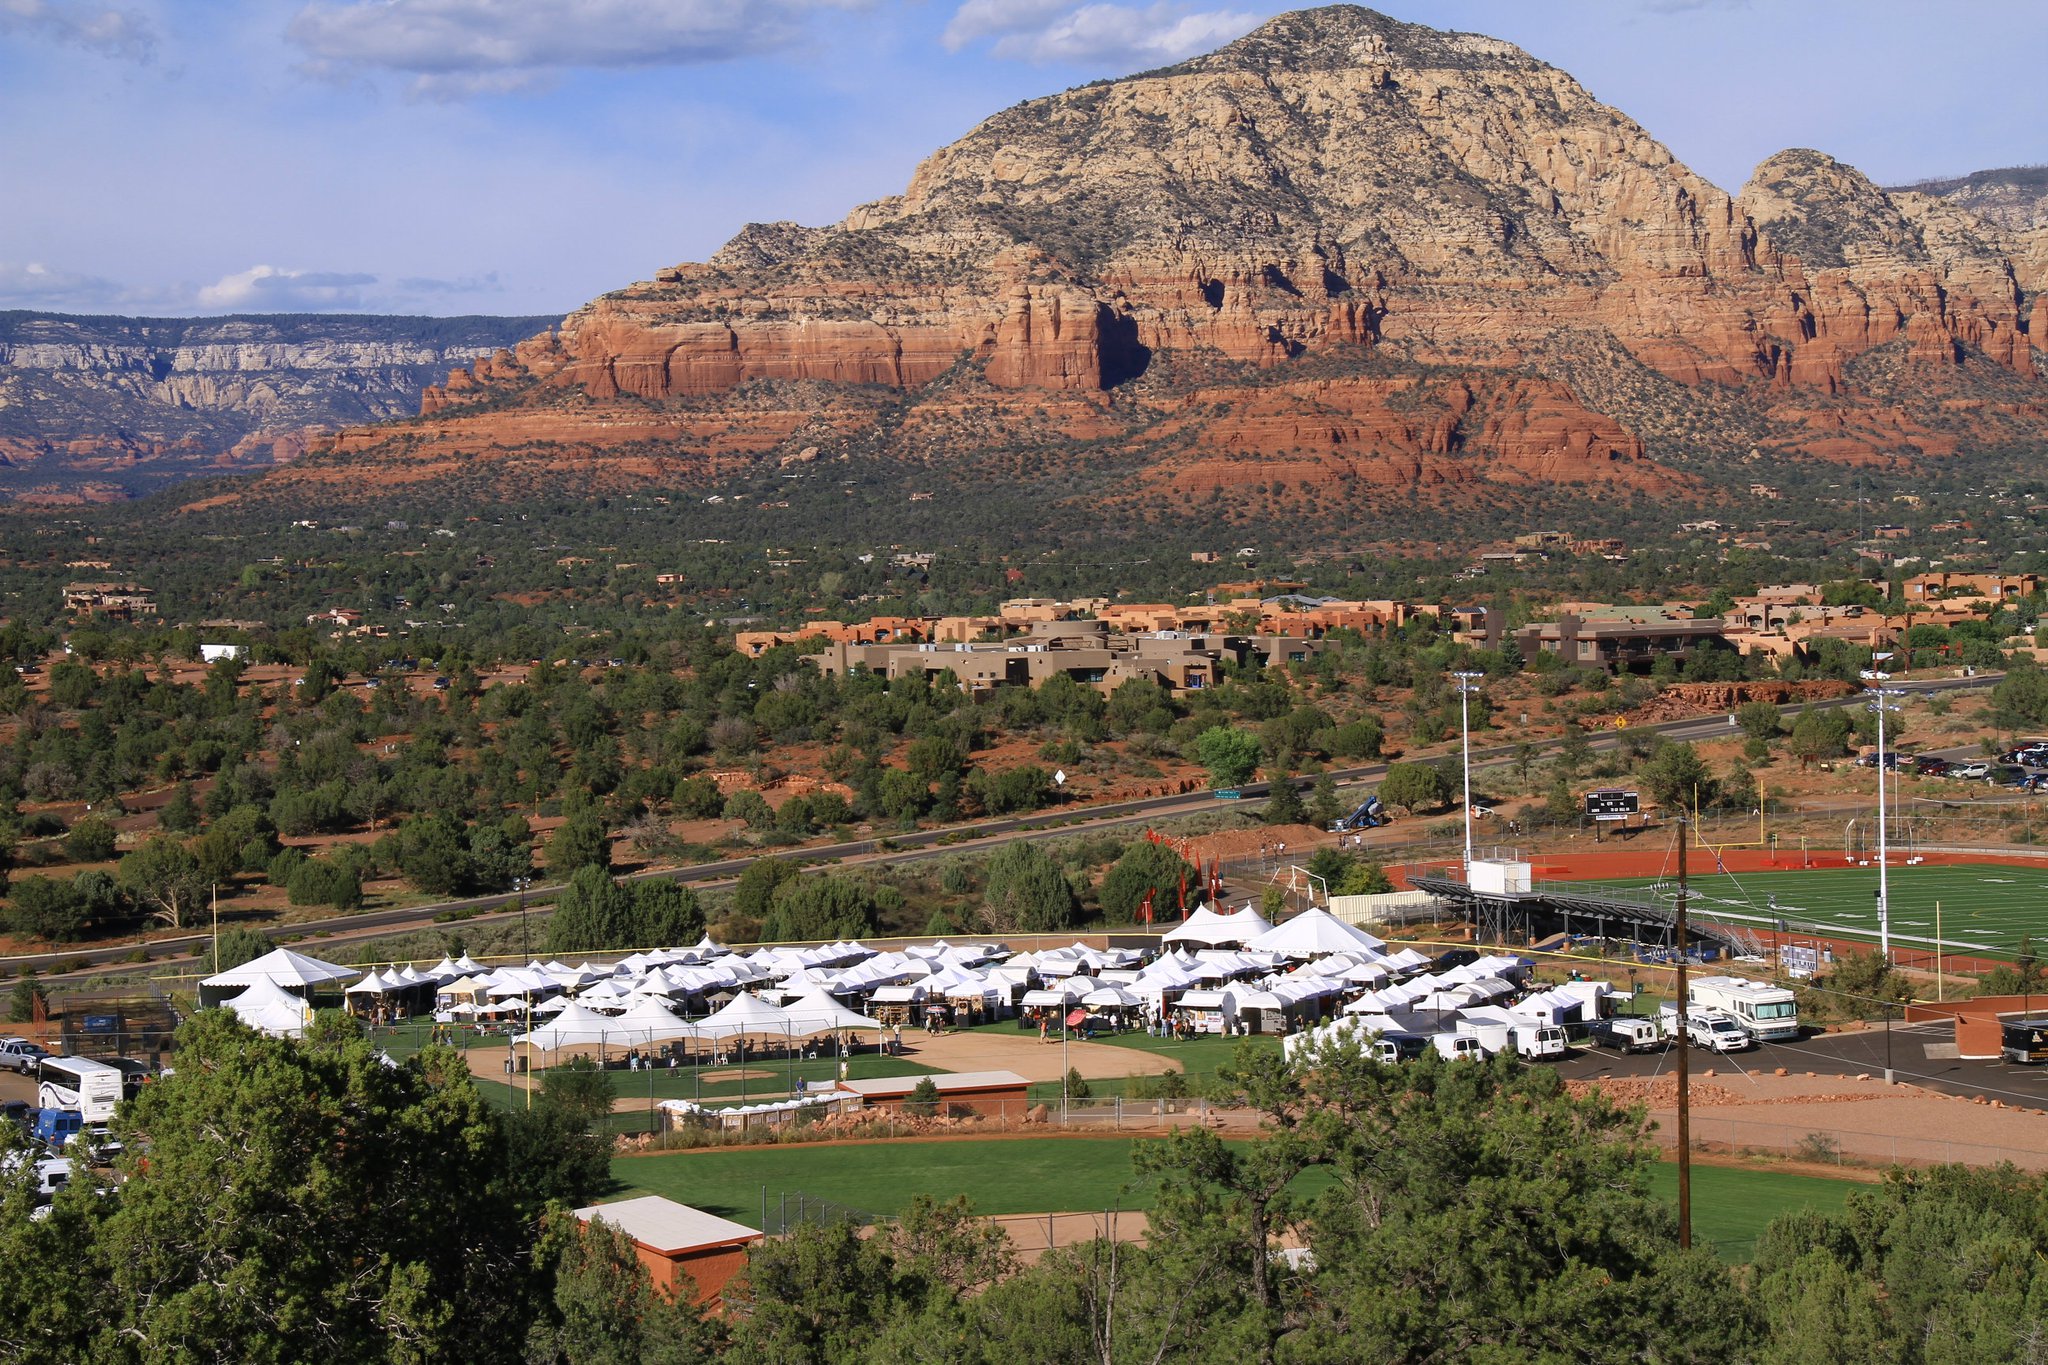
left=0, top=0, right=156, bottom=61
left=194, top=265, right=379, bottom=311
left=943, top=1, right=1259, bottom=65
left=286, top=0, right=865, bottom=98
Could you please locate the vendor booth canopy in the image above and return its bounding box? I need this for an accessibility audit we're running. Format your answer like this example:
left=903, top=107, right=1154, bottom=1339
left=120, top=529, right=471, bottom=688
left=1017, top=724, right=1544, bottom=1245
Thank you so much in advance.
left=1080, top=984, right=1140, bottom=1009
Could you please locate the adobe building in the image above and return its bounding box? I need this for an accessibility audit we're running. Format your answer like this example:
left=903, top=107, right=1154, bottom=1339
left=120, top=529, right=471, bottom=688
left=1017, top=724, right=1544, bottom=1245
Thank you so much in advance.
left=802, top=619, right=1324, bottom=697
left=574, top=1196, right=762, bottom=1308
left=1512, top=606, right=1728, bottom=673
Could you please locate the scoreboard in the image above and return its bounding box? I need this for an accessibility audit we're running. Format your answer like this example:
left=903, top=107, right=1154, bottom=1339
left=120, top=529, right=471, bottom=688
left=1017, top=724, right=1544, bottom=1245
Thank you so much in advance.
left=1584, top=788, right=1640, bottom=820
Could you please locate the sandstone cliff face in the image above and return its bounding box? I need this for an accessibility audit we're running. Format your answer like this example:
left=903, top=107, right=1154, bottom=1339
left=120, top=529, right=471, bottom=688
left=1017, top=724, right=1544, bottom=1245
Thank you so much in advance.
left=291, top=5, right=2044, bottom=509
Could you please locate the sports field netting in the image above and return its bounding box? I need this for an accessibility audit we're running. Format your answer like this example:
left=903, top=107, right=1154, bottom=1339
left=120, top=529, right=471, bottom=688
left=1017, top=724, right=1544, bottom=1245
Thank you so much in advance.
left=1553, top=862, right=2048, bottom=960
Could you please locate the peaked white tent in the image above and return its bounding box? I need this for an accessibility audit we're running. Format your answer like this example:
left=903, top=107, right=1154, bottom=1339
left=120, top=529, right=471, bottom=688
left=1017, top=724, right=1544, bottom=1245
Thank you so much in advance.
left=1162, top=905, right=1275, bottom=947
left=203, top=947, right=359, bottom=995
left=221, top=979, right=316, bottom=1038
left=514, top=1002, right=622, bottom=1051
left=693, top=992, right=793, bottom=1042
left=781, top=988, right=882, bottom=1039
left=606, top=996, right=699, bottom=1044
left=1248, top=906, right=1387, bottom=959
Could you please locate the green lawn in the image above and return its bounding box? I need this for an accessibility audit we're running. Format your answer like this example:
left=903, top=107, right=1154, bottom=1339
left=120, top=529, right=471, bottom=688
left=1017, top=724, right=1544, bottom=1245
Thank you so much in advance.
left=1563, top=862, right=2048, bottom=958
left=614, top=1137, right=1157, bottom=1225
left=1646, top=1162, right=1858, bottom=1261
left=609, top=1137, right=1857, bottom=1262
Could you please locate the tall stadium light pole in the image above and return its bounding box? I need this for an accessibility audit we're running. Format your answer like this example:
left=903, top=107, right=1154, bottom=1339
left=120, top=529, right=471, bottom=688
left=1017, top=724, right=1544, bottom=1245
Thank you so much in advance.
left=1453, top=671, right=1486, bottom=874
left=1860, top=659, right=1903, bottom=960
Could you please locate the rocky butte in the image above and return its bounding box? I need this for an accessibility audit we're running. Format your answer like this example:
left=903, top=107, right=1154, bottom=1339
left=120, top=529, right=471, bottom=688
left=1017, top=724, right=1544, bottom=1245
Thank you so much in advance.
left=273, top=5, right=2044, bottom=523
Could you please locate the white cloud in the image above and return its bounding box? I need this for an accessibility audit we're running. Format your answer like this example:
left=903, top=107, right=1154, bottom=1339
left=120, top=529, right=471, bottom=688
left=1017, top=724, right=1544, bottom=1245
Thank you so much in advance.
left=194, top=265, right=379, bottom=312
left=286, top=0, right=864, bottom=97
left=942, top=0, right=1259, bottom=65
left=0, top=0, right=156, bottom=61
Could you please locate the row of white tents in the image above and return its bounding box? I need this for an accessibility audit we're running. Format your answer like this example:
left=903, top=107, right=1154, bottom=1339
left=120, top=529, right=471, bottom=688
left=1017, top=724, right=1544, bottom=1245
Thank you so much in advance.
left=197, top=906, right=1467, bottom=1051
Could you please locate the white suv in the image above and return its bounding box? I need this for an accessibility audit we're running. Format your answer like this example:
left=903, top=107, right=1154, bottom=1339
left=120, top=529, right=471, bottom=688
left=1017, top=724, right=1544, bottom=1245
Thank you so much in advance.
left=1686, top=1011, right=1752, bottom=1053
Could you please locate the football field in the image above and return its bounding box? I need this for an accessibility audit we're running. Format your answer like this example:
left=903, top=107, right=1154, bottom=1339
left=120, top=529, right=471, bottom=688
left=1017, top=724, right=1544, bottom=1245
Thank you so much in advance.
left=1560, top=860, right=2048, bottom=960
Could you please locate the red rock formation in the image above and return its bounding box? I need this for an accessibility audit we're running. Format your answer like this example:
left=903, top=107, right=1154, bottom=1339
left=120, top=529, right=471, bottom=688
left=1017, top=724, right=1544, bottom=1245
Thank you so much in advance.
left=282, top=9, right=2046, bottom=505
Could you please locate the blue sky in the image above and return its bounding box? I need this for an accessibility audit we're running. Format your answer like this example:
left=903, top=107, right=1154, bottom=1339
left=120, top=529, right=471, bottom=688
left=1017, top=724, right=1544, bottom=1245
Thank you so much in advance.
left=1, top=0, right=2041, bottom=317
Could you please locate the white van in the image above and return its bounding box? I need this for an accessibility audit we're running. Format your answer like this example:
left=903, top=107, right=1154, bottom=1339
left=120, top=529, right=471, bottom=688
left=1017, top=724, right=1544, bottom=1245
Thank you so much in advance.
left=1431, top=1033, right=1485, bottom=1063
left=1512, top=1023, right=1569, bottom=1060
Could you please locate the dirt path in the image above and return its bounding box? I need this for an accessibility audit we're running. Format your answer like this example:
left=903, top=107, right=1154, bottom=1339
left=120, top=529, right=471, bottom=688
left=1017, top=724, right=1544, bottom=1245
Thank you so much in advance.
left=1608, top=1071, right=2048, bottom=1171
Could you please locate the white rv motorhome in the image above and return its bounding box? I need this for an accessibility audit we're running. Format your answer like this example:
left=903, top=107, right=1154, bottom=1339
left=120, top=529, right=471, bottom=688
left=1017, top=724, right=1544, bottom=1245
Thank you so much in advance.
left=1686, top=975, right=1799, bottom=1042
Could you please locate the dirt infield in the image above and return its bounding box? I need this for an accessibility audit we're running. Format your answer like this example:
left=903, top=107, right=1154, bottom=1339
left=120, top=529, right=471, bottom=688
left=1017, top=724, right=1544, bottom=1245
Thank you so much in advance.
left=891, top=1028, right=1181, bottom=1084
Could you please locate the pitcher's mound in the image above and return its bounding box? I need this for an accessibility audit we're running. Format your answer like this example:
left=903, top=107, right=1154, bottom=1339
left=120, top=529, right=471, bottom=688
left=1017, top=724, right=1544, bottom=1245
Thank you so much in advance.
left=699, top=1068, right=778, bottom=1083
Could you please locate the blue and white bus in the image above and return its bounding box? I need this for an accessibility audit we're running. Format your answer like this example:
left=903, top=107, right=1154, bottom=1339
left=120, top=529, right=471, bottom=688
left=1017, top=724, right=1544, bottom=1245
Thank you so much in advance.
left=37, top=1055, right=123, bottom=1123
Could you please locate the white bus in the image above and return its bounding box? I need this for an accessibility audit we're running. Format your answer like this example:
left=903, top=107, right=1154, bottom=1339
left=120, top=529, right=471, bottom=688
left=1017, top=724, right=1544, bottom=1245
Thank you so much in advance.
left=37, top=1055, right=123, bottom=1123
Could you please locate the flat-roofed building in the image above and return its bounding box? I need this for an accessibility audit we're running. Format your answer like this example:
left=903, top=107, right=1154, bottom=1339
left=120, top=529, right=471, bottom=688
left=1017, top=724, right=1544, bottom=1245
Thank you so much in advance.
left=1513, top=606, right=1727, bottom=673
left=574, top=1196, right=762, bottom=1308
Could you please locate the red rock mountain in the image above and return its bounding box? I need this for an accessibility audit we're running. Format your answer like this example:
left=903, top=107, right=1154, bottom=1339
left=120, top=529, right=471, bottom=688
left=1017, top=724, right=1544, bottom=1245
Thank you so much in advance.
left=273, top=6, right=2046, bottom=521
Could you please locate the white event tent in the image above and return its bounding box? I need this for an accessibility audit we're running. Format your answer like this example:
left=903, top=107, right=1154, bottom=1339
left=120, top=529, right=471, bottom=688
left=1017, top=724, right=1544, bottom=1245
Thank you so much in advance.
left=1162, top=905, right=1275, bottom=947
left=1248, top=906, right=1386, bottom=959
left=201, top=947, right=359, bottom=1005
left=221, top=979, right=316, bottom=1038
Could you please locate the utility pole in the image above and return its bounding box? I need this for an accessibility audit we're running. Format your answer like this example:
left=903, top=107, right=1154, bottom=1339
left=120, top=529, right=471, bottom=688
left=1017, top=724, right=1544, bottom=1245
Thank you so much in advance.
left=1675, top=815, right=1692, bottom=1252
left=1861, top=657, right=1902, bottom=959
left=1454, top=670, right=1485, bottom=874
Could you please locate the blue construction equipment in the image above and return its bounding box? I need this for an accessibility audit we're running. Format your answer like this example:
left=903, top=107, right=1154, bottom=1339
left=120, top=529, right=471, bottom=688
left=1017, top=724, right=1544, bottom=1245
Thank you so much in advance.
left=1328, top=795, right=1388, bottom=832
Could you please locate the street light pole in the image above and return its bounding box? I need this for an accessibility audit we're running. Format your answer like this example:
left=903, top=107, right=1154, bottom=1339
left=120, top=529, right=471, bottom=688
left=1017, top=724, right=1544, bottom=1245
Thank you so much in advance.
left=1453, top=670, right=1485, bottom=875
left=1860, top=658, right=1903, bottom=960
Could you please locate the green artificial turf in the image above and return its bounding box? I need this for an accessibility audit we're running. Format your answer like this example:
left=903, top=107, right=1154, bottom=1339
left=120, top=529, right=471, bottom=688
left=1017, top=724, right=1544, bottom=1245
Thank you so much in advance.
left=1564, top=862, right=2048, bottom=959
left=608, top=1137, right=1859, bottom=1262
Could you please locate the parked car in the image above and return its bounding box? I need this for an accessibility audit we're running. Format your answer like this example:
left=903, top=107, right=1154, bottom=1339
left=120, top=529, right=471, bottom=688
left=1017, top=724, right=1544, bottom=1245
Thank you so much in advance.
left=0, top=1151, right=71, bottom=1203
left=1590, top=1017, right=1665, bottom=1053
left=1952, top=761, right=1993, bottom=780
left=0, top=1038, right=47, bottom=1075
left=1991, top=766, right=2029, bottom=787
left=1913, top=755, right=1952, bottom=776
left=1686, top=1010, right=1753, bottom=1053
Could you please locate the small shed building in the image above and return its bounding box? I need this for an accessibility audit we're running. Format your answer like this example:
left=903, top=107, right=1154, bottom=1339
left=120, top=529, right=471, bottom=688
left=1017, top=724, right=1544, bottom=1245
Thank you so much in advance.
left=574, top=1195, right=762, bottom=1308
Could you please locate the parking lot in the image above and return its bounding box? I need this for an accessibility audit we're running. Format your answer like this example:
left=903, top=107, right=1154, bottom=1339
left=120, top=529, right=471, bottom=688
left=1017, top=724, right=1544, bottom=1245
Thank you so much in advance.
left=1557, top=1018, right=2048, bottom=1108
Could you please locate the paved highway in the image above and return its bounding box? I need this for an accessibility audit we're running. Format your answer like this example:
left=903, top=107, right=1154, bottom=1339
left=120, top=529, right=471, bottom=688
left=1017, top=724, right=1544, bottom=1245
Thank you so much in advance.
left=6, top=671, right=1993, bottom=985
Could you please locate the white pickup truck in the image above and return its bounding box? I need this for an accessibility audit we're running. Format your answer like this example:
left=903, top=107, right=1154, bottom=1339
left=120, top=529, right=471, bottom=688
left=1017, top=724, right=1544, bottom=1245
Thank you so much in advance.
left=0, top=1038, right=48, bottom=1075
